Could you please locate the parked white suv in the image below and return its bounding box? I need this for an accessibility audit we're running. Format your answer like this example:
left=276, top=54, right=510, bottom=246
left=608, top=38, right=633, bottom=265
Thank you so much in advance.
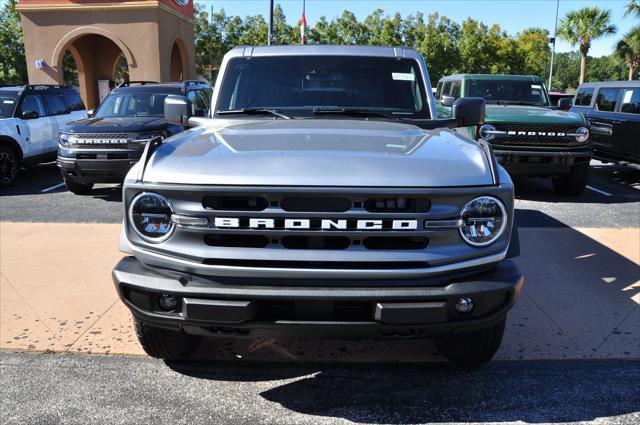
left=0, top=85, right=87, bottom=188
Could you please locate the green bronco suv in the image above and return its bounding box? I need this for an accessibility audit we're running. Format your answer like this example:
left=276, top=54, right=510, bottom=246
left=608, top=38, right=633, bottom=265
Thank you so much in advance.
left=436, top=74, right=591, bottom=195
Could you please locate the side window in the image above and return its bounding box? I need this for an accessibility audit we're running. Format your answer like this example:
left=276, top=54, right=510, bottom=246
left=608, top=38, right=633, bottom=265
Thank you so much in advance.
left=187, top=89, right=210, bottom=113
left=435, top=82, right=443, bottom=100
left=575, top=87, right=594, bottom=106
left=451, top=81, right=461, bottom=99
left=63, top=92, right=85, bottom=112
left=620, top=88, right=640, bottom=114
left=595, top=88, right=621, bottom=112
left=42, top=92, right=68, bottom=116
left=442, top=81, right=452, bottom=98
left=19, top=94, right=47, bottom=117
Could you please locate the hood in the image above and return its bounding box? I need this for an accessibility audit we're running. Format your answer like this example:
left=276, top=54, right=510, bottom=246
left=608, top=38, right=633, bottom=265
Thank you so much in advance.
left=485, top=104, right=586, bottom=125
left=142, top=119, right=494, bottom=187
left=62, top=117, right=168, bottom=134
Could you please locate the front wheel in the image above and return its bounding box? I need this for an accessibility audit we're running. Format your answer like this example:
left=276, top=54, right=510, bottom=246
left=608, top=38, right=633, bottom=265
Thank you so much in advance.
left=0, top=146, right=18, bottom=188
left=134, top=318, right=202, bottom=360
left=436, top=319, right=506, bottom=366
left=63, top=177, right=93, bottom=195
left=552, top=163, right=589, bottom=196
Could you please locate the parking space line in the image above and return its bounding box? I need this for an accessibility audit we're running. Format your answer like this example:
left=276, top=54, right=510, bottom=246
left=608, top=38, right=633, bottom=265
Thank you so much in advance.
left=41, top=182, right=65, bottom=193
left=586, top=185, right=613, bottom=197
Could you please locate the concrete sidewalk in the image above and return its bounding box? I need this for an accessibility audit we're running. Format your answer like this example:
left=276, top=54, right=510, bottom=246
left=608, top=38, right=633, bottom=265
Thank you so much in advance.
left=1, top=221, right=638, bottom=361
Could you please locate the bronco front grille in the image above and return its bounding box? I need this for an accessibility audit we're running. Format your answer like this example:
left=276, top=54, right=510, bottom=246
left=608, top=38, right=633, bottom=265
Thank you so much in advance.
left=197, top=192, right=433, bottom=251
left=492, top=124, right=580, bottom=147
left=68, top=133, right=136, bottom=149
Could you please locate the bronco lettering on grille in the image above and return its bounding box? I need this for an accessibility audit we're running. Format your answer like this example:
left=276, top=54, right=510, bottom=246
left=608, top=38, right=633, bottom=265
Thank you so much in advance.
left=213, top=218, right=419, bottom=231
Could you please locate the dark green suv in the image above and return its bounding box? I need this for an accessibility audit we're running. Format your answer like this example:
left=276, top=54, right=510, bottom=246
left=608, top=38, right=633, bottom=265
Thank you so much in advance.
left=436, top=74, right=591, bottom=195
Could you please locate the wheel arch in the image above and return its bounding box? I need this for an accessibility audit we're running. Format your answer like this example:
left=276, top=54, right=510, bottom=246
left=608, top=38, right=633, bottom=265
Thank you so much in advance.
left=0, top=136, right=24, bottom=161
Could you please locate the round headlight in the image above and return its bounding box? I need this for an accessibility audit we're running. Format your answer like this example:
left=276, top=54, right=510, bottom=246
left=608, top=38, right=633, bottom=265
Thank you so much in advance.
left=59, top=133, right=70, bottom=147
left=575, top=127, right=589, bottom=143
left=478, top=124, right=497, bottom=141
left=128, top=192, right=175, bottom=242
left=459, top=196, right=508, bottom=247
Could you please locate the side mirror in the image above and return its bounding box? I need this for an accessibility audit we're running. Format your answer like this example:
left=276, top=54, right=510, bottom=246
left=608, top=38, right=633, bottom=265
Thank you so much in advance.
left=87, top=109, right=95, bottom=118
left=441, top=95, right=455, bottom=107
left=557, top=98, right=572, bottom=111
left=453, top=97, right=485, bottom=127
left=21, top=110, right=39, bottom=120
left=164, top=95, right=193, bottom=126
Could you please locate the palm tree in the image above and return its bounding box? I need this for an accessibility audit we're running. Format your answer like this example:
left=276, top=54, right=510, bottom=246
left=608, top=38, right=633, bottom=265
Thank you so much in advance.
left=557, top=7, right=617, bottom=84
left=626, top=0, right=640, bottom=18
left=616, top=26, right=640, bottom=80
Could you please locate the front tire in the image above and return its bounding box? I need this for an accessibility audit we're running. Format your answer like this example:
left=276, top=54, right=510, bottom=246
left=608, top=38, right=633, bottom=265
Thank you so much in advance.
left=0, top=146, right=18, bottom=188
left=436, top=319, right=506, bottom=366
left=134, top=318, right=202, bottom=360
left=63, top=177, right=93, bottom=195
left=552, top=163, right=589, bottom=196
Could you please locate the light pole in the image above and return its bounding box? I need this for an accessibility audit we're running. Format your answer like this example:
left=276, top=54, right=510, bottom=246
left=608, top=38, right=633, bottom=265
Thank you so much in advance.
left=268, top=0, right=274, bottom=45
left=548, top=0, right=560, bottom=91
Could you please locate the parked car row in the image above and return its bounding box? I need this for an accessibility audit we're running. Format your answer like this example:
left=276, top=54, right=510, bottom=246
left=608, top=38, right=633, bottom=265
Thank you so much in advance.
left=1, top=75, right=637, bottom=194
left=0, top=81, right=212, bottom=191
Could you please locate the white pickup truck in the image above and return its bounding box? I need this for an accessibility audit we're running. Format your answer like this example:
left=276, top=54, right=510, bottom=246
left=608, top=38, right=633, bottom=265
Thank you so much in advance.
left=0, top=85, right=87, bottom=188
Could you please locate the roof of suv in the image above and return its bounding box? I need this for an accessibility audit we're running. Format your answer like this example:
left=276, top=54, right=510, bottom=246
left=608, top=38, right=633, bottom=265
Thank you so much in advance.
left=439, top=74, right=544, bottom=82
left=226, top=45, right=421, bottom=59
left=0, top=84, right=77, bottom=93
left=577, top=80, right=640, bottom=89
left=111, top=81, right=209, bottom=94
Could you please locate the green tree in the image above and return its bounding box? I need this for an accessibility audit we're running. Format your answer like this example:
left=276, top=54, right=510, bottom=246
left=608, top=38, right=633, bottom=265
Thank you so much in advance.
left=615, top=26, right=640, bottom=80
left=557, top=7, right=617, bottom=84
left=625, top=0, right=640, bottom=18
left=0, top=0, right=27, bottom=84
left=415, top=13, right=461, bottom=84
left=515, top=28, right=551, bottom=77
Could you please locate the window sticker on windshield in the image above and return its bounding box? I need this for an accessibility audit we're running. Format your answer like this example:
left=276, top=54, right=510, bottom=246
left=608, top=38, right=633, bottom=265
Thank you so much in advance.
left=392, top=73, right=415, bottom=81
left=623, top=89, right=633, bottom=104
left=3, top=100, right=14, bottom=104
left=531, top=84, right=542, bottom=90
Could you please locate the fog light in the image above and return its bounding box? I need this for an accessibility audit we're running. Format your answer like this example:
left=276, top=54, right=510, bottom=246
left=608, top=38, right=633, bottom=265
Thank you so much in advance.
left=158, top=294, right=178, bottom=311
left=455, top=297, right=474, bottom=314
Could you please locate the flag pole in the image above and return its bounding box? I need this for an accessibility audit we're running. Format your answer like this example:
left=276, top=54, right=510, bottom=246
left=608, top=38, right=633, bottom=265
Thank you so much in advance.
left=300, top=0, right=307, bottom=45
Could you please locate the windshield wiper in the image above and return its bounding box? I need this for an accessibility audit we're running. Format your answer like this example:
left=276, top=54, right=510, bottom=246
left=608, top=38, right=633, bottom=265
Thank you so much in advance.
left=312, top=108, right=398, bottom=120
left=217, top=108, right=292, bottom=119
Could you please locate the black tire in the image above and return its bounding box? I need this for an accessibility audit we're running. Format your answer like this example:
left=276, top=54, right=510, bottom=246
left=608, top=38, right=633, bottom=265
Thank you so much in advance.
left=436, top=318, right=506, bottom=366
left=63, top=177, right=93, bottom=195
left=0, top=146, right=18, bottom=188
left=552, top=163, right=589, bottom=196
left=134, top=318, right=202, bottom=360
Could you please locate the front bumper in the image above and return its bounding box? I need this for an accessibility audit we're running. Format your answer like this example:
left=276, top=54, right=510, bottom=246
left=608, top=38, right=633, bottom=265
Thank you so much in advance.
left=57, top=148, right=143, bottom=184
left=493, top=148, right=592, bottom=176
left=112, top=256, right=524, bottom=338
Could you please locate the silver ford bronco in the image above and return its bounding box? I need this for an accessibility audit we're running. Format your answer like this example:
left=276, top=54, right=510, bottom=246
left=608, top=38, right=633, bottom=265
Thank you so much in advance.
left=112, top=46, right=524, bottom=365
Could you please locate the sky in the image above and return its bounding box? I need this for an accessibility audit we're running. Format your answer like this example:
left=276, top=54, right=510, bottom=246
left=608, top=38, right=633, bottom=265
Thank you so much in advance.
left=195, top=0, right=638, bottom=57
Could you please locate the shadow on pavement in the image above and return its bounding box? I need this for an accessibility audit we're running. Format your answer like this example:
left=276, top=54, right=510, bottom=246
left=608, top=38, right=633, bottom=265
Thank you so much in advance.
left=164, top=360, right=640, bottom=423
left=1, top=161, right=122, bottom=202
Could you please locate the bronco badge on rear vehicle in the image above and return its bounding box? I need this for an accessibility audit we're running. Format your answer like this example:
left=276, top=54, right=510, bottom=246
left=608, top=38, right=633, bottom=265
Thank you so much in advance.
left=113, top=46, right=524, bottom=366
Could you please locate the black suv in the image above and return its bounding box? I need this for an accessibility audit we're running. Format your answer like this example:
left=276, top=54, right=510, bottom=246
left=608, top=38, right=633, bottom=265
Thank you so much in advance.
left=58, top=81, right=212, bottom=194
left=571, top=80, right=640, bottom=166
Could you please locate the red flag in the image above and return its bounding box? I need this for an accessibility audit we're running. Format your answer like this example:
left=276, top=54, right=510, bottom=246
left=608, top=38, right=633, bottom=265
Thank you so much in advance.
left=300, top=10, right=307, bottom=45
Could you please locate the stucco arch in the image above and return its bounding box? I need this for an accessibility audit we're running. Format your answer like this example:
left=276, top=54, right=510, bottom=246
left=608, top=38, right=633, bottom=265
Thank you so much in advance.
left=169, top=37, right=189, bottom=81
left=51, top=26, right=135, bottom=76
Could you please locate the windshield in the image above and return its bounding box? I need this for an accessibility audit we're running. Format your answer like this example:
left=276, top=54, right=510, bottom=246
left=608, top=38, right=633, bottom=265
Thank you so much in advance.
left=216, top=56, right=431, bottom=119
left=94, top=92, right=175, bottom=118
left=466, top=79, right=549, bottom=106
left=0, top=90, right=19, bottom=119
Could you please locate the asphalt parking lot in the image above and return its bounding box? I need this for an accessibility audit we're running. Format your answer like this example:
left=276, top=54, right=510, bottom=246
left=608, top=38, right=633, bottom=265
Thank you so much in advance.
left=1, top=160, right=639, bottom=424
